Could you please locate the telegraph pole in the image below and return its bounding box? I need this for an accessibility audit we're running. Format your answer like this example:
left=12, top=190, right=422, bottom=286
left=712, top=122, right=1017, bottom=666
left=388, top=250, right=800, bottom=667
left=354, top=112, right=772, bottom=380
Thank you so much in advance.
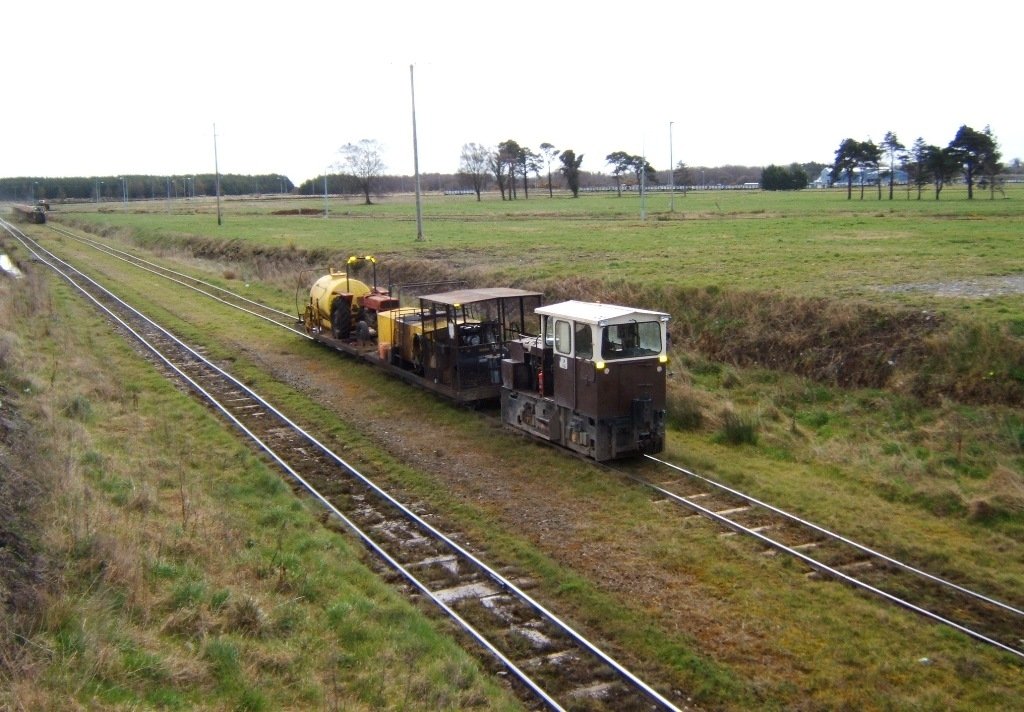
left=213, top=123, right=222, bottom=226
left=410, top=64, right=424, bottom=241
left=669, top=121, right=675, bottom=212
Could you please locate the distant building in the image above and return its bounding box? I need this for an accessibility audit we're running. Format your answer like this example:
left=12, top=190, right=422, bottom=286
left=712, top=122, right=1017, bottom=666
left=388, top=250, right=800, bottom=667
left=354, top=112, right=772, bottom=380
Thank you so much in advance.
left=813, top=166, right=908, bottom=188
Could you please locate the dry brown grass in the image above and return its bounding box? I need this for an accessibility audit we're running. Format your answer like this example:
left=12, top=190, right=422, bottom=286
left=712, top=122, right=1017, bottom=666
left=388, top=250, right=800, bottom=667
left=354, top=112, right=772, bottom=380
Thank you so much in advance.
left=968, top=465, right=1024, bottom=522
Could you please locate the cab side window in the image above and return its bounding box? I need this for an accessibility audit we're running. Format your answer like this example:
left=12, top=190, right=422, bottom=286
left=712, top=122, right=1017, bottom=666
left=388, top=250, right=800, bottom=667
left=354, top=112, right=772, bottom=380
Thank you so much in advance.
left=554, top=319, right=572, bottom=355
left=574, top=322, right=593, bottom=359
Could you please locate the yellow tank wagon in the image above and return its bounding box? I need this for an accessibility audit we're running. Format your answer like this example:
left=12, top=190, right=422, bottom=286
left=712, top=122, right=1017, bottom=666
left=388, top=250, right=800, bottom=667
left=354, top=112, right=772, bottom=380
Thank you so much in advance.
left=302, top=256, right=398, bottom=339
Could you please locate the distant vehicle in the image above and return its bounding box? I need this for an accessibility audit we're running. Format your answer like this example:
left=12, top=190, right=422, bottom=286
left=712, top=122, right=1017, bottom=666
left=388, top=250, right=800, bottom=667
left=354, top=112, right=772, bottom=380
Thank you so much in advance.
left=11, top=204, right=46, bottom=224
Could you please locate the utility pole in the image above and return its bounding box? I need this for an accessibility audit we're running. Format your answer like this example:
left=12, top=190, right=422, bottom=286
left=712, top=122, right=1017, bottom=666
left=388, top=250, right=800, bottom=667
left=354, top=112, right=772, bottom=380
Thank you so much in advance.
left=410, top=64, right=424, bottom=241
left=640, top=140, right=647, bottom=221
left=213, top=123, right=222, bottom=226
left=669, top=121, right=675, bottom=212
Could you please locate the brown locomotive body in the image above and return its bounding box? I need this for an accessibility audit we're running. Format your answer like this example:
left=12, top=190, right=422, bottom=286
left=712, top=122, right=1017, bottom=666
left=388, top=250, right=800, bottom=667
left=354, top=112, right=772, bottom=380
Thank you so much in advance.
left=500, top=301, right=669, bottom=460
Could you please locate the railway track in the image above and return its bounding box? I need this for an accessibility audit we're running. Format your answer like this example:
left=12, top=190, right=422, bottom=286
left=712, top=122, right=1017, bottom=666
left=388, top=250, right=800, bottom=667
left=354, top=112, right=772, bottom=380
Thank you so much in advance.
left=45, top=223, right=304, bottom=332
left=3, top=221, right=688, bottom=709
left=610, top=456, right=1024, bottom=660
left=12, top=219, right=1024, bottom=669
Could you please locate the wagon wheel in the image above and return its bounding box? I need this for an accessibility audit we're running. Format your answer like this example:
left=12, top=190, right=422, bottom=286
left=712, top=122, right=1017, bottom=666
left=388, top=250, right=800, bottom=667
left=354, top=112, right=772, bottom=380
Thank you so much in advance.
left=331, top=300, right=352, bottom=339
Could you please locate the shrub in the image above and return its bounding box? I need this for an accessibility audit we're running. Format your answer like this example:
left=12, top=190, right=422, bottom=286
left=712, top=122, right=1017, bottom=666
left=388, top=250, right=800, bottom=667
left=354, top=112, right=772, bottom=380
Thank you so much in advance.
left=62, top=394, right=93, bottom=422
left=227, top=596, right=268, bottom=637
left=717, top=410, right=758, bottom=445
left=667, top=391, right=703, bottom=431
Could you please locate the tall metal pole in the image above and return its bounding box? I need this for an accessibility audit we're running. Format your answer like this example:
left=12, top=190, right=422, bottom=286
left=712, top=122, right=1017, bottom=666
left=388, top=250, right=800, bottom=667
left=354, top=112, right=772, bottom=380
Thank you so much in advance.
left=669, top=121, right=675, bottom=212
left=323, top=170, right=329, bottom=218
left=640, top=140, right=647, bottom=221
left=410, top=64, right=424, bottom=241
left=213, top=123, right=222, bottom=226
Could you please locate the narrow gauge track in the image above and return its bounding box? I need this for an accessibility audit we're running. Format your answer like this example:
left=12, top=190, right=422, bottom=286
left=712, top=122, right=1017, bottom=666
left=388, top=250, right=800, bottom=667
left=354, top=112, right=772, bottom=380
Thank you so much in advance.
left=615, top=456, right=1024, bottom=661
left=45, top=223, right=304, bottom=332
left=26, top=220, right=1024, bottom=663
left=1, top=221, right=687, bottom=711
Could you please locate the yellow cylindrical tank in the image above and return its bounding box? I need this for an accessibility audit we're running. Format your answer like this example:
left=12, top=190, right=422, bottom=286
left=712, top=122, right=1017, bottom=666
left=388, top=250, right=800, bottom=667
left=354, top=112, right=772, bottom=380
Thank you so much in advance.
left=308, top=272, right=372, bottom=330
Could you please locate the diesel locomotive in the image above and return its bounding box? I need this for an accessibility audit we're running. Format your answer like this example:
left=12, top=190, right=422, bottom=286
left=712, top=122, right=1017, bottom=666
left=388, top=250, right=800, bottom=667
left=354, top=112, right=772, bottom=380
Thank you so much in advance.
left=301, top=257, right=669, bottom=460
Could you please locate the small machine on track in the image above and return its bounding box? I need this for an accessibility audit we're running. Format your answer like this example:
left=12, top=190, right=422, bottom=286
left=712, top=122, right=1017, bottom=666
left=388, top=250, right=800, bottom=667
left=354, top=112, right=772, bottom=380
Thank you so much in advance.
left=301, top=257, right=669, bottom=460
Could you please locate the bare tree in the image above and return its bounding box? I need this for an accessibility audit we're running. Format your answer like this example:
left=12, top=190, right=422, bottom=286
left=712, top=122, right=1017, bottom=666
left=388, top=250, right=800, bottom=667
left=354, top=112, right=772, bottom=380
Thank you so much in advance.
left=337, top=139, right=385, bottom=205
left=459, top=143, right=491, bottom=201
left=491, top=146, right=510, bottom=200
left=522, top=147, right=541, bottom=199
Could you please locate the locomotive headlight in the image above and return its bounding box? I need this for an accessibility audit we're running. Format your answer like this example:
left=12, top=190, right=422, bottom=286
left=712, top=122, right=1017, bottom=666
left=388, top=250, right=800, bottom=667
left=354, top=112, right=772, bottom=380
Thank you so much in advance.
left=595, top=360, right=605, bottom=371
left=659, top=354, right=669, bottom=364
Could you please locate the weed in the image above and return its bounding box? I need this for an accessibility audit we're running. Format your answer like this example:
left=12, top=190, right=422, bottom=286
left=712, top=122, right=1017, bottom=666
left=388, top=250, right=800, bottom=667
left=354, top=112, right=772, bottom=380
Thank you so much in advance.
left=716, top=410, right=758, bottom=445
left=169, top=580, right=206, bottom=610
left=63, top=394, right=93, bottom=422
left=667, top=391, right=703, bottom=431
left=799, top=410, right=830, bottom=429
left=210, top=588, right=231, bottom=611
left=237, top=687, right=268, bottom=712
left=203, top=638, right=240, bottom=682
left=226, top=596, right=267, bottom=637
left=721, top=370, right=742, bottom=389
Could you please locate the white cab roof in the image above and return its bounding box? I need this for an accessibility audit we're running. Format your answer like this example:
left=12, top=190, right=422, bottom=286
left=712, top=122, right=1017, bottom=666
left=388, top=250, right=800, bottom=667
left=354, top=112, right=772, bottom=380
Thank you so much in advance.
left=536, top=300, right=669, bottom=326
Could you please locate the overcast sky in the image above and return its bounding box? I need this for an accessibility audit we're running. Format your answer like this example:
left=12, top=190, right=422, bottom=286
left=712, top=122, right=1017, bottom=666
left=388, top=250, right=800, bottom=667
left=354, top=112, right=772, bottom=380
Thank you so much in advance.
left=3, top=1, right=1020, bottom=185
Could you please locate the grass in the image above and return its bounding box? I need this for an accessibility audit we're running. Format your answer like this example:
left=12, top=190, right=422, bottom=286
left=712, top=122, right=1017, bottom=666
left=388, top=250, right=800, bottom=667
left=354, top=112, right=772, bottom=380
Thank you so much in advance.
left=8, top=186, right=1024, bottom=709
left=55, top=185, right=1024, bottom=406
left=0, top=266, right=520, bottom=710
left=59, top=185, right=1024, bottom=321
left=46, top=189, right=1024, bottom=549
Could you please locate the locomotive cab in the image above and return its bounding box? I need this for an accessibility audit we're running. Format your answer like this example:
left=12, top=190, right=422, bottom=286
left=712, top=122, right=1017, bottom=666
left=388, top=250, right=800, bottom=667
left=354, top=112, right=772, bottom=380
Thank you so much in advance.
left=501, top=300, right=670, bottom=460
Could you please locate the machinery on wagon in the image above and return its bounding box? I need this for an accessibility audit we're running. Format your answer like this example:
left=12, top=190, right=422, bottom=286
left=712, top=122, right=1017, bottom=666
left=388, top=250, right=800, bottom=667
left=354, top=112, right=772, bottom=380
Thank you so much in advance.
left=300, top=258, right=669, bottom=460
left=302, top=255, right=399, bottom=339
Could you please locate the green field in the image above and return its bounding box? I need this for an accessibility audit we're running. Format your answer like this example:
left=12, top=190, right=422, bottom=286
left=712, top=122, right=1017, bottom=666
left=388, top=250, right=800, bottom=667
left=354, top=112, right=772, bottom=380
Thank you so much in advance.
left=59, top=185, right=1024, bottom=405
left=4, top=186, right=1024, bottom=710
left=60, top=186, right=1024, bottom=321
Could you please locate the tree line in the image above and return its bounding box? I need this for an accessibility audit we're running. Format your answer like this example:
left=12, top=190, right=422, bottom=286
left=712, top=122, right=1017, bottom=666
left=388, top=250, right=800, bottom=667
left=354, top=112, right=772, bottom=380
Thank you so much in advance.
left=296, top=138, right=829, bottom=202
left=832, top=125, right=1005, bottom=200
left=0, top=174, right=295, bottom=203
left=17, top=126, right=1009, bottom=205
